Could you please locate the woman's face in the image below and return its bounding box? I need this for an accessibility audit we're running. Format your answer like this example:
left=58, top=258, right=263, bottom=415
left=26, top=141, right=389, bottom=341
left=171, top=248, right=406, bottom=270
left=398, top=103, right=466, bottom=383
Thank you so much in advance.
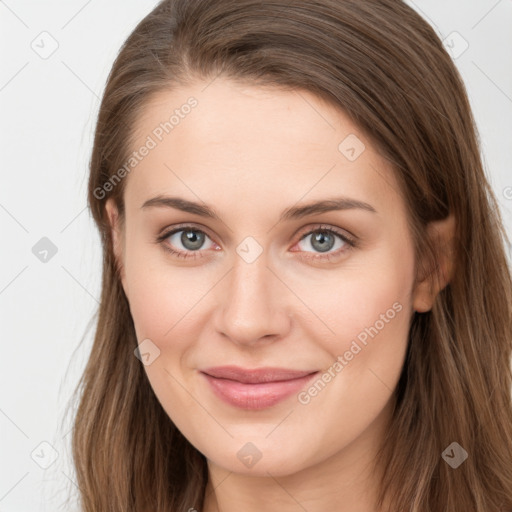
left=106, top=78, right=426, bottom=478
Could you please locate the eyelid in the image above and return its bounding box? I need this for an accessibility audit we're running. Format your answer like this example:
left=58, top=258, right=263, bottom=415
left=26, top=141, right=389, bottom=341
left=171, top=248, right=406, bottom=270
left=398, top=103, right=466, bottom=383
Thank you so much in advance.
left=156, top=222, right=216, bottom=243
left=294, top=223, right=356, bottom=246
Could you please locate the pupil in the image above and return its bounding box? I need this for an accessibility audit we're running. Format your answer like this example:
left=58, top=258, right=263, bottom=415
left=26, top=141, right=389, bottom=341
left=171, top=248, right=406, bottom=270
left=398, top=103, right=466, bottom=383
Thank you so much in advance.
left=312, top=232, right=333, bottom=253
left=182, top=230, right=204, bottom=250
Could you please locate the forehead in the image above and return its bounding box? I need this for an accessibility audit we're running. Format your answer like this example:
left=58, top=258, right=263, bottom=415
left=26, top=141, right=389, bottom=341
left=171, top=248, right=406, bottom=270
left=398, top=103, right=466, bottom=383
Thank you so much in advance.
left=123, top=78, right=405, bottom=220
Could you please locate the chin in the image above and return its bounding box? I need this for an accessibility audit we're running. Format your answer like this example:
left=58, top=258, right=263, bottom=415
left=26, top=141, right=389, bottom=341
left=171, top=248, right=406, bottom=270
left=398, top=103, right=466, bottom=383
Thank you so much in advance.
left=202, top=436, right=319, bottom=478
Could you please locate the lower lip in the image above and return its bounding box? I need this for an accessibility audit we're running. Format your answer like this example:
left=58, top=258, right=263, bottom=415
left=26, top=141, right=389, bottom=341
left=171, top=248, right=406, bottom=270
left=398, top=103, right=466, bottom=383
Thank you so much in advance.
left=201, top=372, right=318, bottom=410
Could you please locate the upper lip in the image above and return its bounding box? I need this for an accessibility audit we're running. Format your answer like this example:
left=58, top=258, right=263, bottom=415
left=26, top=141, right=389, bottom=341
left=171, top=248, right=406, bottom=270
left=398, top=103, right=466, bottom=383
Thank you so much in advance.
left=200, top=365, right=318, bottom=384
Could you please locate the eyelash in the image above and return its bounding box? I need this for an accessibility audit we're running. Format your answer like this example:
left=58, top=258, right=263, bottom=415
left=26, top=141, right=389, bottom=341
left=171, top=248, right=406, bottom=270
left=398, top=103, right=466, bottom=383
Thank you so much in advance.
left=155, top=223, right=357, bottom=262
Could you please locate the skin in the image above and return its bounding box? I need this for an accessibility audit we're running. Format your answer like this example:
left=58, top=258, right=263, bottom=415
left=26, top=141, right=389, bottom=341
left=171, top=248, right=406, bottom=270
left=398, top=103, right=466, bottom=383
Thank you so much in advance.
left=105, top=77, right=454, bottom=512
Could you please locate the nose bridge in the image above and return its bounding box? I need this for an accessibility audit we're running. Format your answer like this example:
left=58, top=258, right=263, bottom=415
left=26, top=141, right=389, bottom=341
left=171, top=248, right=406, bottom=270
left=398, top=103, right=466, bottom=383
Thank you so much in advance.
left=230, top=248, right=272, bottom=305
left=215, top=242, right=289, bottom=345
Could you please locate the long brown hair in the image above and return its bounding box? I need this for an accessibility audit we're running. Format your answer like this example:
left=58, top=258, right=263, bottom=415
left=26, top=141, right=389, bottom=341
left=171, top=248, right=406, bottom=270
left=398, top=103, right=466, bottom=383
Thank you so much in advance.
left=67, top=0, right=512, bottom=510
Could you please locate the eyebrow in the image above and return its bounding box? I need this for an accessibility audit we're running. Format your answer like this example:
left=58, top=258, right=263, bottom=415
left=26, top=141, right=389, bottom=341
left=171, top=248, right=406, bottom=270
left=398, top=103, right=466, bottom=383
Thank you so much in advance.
left=141, top=195, right=377, bottom=221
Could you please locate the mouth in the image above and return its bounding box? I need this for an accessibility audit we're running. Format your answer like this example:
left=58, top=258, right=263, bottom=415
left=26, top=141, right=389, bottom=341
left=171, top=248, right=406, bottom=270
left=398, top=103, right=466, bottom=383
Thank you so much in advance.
left=200, top=366, right=319, bottom=410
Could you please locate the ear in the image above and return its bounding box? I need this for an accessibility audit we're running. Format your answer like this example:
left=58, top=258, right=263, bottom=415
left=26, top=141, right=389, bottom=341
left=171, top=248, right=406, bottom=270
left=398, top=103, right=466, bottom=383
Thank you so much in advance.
left=412, top=213, right=456, bottom=313
left=105, top=198, right=127, bottom=293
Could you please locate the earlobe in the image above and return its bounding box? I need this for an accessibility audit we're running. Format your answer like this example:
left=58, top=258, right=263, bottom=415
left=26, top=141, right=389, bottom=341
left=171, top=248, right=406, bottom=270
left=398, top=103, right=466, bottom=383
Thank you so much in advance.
left=413, top=213, right=456, bottom=313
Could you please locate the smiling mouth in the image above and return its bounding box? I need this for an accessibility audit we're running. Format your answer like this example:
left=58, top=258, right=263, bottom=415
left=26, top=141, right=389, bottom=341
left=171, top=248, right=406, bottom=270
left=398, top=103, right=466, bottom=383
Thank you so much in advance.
left=200, top=366, right=319, bottom=410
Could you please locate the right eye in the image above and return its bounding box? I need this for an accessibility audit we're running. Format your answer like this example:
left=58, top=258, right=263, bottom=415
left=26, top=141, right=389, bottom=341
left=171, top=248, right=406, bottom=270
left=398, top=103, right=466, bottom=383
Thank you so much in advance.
left=156, top=225, right=219, bottom=260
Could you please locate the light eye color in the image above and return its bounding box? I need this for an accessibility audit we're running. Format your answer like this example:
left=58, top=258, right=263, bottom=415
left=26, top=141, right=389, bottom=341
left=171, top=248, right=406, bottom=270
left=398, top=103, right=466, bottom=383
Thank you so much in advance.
left=296, top=230, right=350, bottom=254
left=157, top=227, right=217, bottom=260
left=156, top=224, right=356, bottom=261
left=168, top=229, right=215, bottom=252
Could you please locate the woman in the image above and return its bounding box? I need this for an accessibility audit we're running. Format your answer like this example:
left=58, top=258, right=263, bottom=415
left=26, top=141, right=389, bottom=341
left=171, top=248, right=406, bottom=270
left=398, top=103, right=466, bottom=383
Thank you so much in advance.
left=69, top=0, right=512, bottom=510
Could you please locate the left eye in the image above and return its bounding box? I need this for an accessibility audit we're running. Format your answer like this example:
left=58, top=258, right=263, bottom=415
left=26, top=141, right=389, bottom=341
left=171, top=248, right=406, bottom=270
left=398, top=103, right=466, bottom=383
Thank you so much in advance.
left=295, top=229, right=351, bottom=254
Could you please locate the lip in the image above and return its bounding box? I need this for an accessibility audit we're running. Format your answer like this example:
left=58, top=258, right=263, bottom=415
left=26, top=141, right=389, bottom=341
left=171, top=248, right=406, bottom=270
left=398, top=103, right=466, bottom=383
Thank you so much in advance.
left=200, top=366, right=319, bottom=410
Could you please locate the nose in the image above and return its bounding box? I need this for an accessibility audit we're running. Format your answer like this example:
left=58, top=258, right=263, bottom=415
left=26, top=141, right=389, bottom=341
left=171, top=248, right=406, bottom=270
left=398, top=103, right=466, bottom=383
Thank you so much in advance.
left=213, top=251, right=292, bottom=347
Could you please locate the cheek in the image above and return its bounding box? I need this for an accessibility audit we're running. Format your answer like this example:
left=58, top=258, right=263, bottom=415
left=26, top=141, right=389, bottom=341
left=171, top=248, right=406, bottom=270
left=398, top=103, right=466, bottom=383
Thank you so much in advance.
left=123, top=248, right=203, bottom=417
left=290, top=268, right=412, bottom=451
left=291, top=248, right=414, bottom=354
left=125, top=264, right=197, bottom=341
left=293, top=250, right=415, bottom=417
left=335, top=270, right=411, bottom=344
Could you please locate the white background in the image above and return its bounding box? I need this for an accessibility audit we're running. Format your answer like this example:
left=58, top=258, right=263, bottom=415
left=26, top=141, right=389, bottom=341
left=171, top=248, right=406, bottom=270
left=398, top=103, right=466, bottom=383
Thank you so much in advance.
left=0, top=1, right=511, bottom=510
